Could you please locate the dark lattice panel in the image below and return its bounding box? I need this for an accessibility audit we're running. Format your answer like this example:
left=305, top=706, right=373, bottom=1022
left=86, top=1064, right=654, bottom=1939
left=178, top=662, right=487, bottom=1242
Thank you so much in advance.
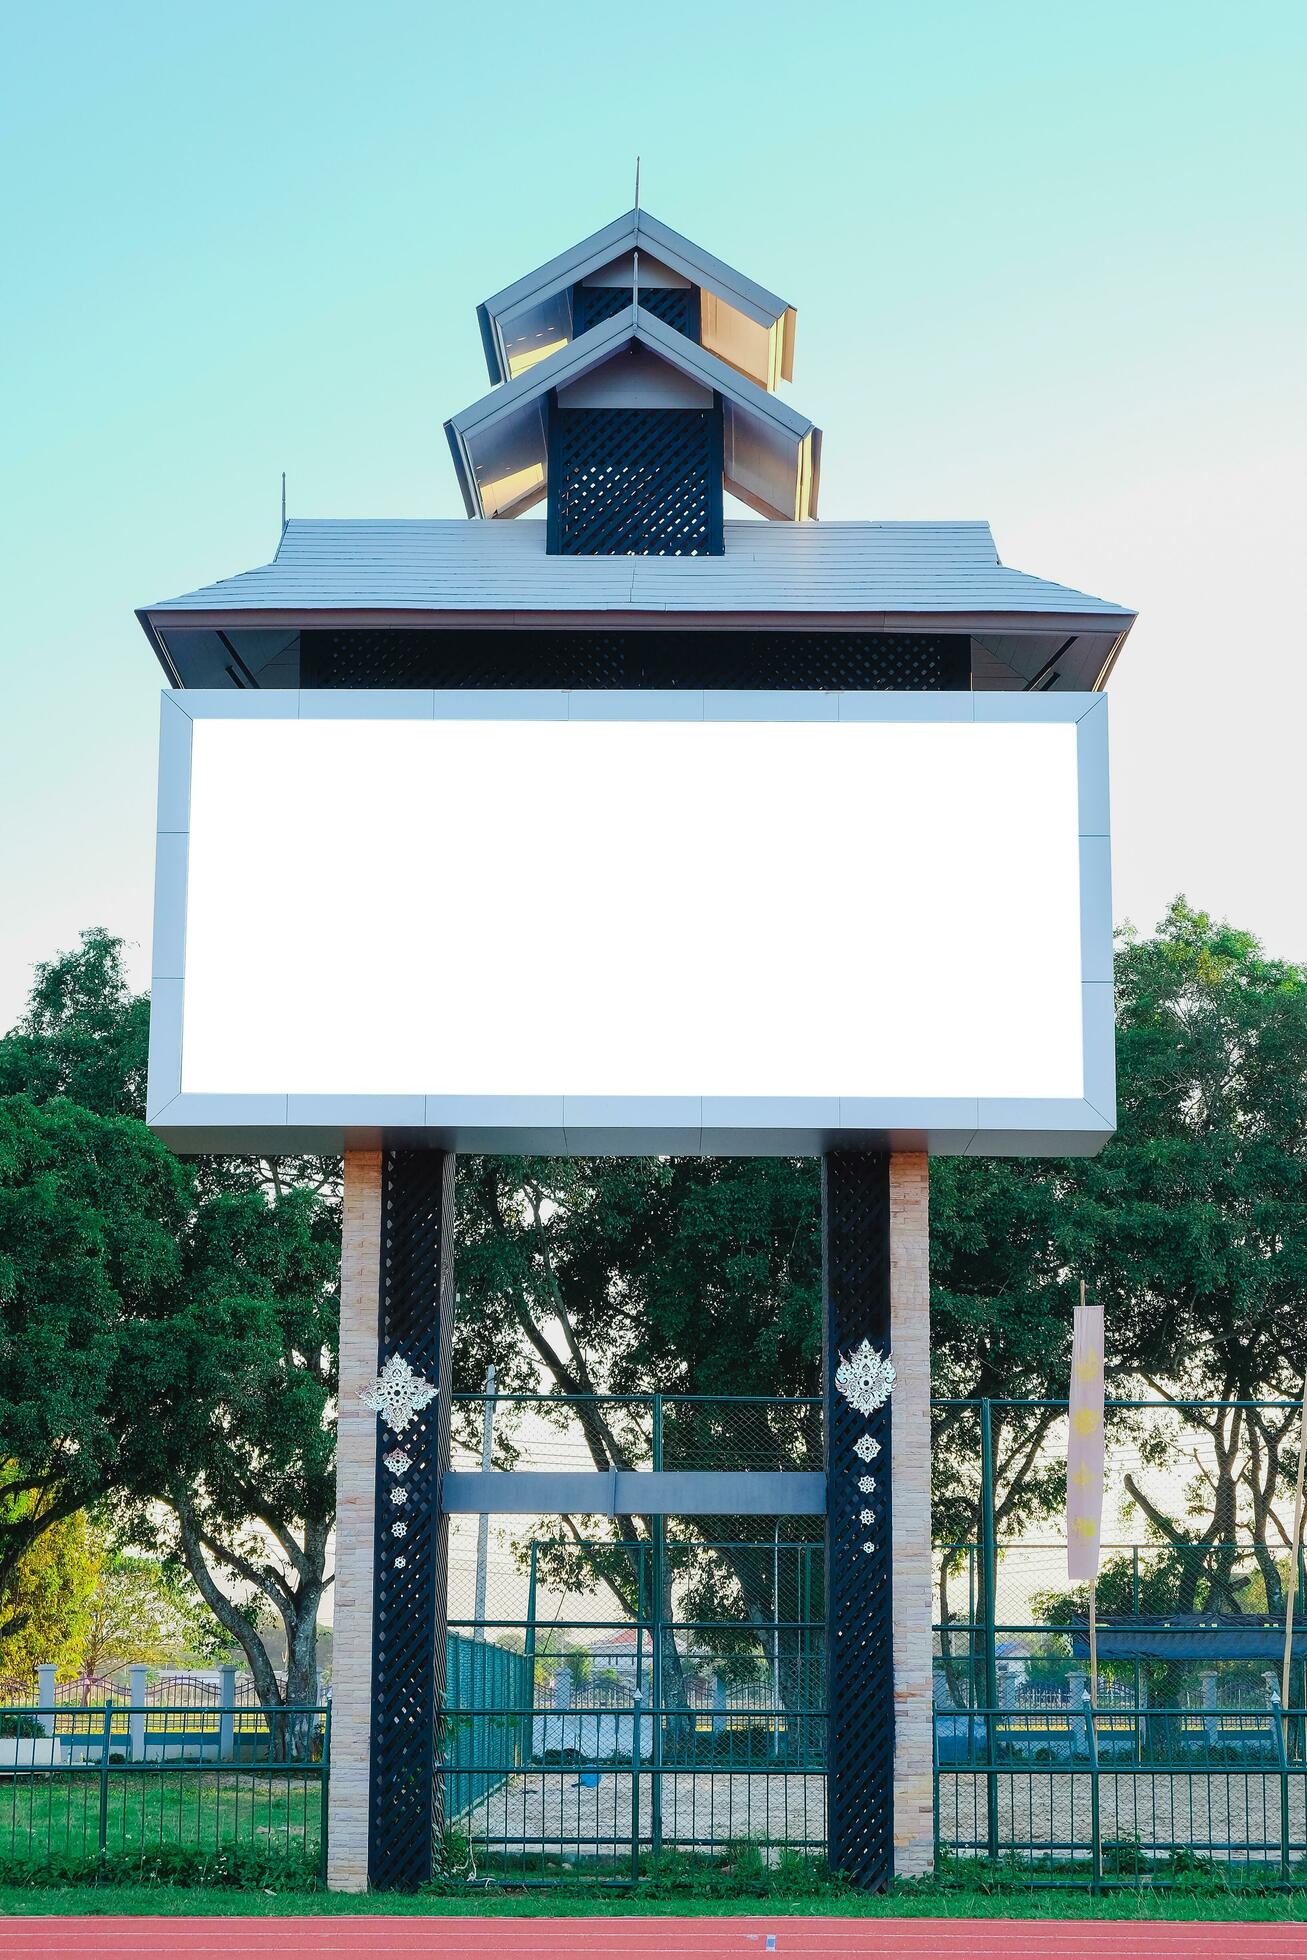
left=547, top=407, right=724, bottom=557
left=636, top=632, right=966, bottom=691
left=299, top=628, right=967, bottom=690
left=822, top=1151, right=894, bottom=1890
left=369, top=1151, right=456, bottom=1892
left=572, top=283, right=700, bottom=340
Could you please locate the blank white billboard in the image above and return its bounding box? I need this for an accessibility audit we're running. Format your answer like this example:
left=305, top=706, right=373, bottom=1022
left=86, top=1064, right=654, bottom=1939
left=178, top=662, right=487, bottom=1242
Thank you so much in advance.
left=149, top=693, right=1113, bottom=1156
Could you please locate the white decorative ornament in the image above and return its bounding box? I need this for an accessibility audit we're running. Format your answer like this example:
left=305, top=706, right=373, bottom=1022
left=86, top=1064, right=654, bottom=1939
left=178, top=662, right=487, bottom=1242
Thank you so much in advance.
left=858, top=1475, right=876, bottom=1495
left=859, top=1508, right=875, bottom=1525
left=392, top=1520, right=408, bottom=1539
left=360, top=1355, right=437, bottom=1433
left=835, top=1342, right=895, bottom=1418
left=861, top=1541, right=876, bottom=1556
left=394, top=1554, right=407, bottom=1570
left=383, top=1449, right=412, bottom=1476
left=390, top=1486, right=408, bottom=1507
left=853, top=1435, right=881, bottom=1464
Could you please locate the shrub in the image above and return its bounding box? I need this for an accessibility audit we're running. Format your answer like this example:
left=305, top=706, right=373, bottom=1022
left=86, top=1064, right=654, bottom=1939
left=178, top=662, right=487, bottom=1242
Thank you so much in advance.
left=0, top=1713, right=44, bottom=1739
left=0, top=1844, right=320, bottom=1891
left=1103, top=1831, right=1145, bottom=1875
left=724, top=1837, right=766, bottom=1883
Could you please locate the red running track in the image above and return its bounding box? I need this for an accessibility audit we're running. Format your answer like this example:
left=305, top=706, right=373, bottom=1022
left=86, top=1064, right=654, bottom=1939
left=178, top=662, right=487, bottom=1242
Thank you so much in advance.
left=4, top=1919, right=1307, bottom=1958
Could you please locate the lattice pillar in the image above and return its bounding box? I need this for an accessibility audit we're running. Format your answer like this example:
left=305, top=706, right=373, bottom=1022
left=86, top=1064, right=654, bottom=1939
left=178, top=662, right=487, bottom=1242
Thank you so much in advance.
left=823, top=1150, right=894, bottom=1887
left=368, top=1150, right=456, bottom=1890
left=822, top=1150, right=935, bottom=1887
left=327, top=1148, right=384, bottom=1892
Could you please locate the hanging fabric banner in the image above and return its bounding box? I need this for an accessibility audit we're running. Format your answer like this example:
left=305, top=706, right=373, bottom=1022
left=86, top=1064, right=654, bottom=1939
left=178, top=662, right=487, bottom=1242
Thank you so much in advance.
left=1067, top=1287, right=1106, bottom=1583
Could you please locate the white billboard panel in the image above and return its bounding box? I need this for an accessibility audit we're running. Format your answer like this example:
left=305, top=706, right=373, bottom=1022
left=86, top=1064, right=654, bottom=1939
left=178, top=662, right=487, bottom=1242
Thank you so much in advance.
left=148, top=692, right=1113, bottom=1156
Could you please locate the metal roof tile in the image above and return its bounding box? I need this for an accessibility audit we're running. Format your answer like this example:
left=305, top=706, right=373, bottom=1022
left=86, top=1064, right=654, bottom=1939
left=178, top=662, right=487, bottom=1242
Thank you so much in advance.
left=144, top=518, right=1132, bottom=621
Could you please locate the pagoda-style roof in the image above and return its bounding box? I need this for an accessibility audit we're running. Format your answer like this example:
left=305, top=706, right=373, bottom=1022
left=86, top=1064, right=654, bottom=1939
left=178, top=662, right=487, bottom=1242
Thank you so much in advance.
left=137, top=203, right=1137, bottom=691
left=477, top=207, right=796, bottom=391
left=444, top=305, right=819, bottom=525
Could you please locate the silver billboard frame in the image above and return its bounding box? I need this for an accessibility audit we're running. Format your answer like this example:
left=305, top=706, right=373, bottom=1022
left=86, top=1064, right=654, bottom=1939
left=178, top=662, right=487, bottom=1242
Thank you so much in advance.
left=147, top=687, right=1114, bottom=1158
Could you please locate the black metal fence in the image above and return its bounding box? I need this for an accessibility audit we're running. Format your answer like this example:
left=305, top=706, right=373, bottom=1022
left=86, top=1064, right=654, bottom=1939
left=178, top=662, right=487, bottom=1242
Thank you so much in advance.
left=8, top=1388, right=1302, bottom=1889
left=933, top=1396, right=1307, bottom=1882
left=442, top=1520, right=827, bottom=1881
left=0, top=1700, right=328, bottom=1879
left=936, top=1697, right=1307, bottom=1882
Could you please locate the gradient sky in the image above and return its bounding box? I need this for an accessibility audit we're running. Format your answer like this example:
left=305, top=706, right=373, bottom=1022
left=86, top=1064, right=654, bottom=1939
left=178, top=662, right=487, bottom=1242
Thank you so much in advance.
left=3, top=0, right=1304, bottom=1025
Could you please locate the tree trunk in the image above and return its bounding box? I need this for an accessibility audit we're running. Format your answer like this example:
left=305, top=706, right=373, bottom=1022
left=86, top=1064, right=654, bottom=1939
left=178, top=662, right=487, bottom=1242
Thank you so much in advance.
left=172, top=1493, right=329, bottom=1762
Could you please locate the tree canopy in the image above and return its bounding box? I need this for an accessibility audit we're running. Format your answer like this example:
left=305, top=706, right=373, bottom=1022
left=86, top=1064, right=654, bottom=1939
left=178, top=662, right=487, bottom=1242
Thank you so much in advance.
left=451, top=902, right=1307, bottom=1644
left=0, top=1495, right=99, bottom=1683
left=928, top=899, right=1307, bottom=1592
left=0, top=927, right=149, bottom=1120
left=2, top=901, right=1304, bottom=1717
left=0, top=1092, right=185, bottom=1635
left=0, top=932, right=339, bottom=1739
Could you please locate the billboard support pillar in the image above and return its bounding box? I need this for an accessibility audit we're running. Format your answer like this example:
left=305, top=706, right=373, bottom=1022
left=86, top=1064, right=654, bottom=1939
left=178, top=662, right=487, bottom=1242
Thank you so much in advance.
left=888, top=1150, right=934, bottom=1877
left=367, top=1150, right=456, bottom=1890
left=327, top=1147, right=384, bottom=1892
left=823, top=1149, right=933, bottom=1886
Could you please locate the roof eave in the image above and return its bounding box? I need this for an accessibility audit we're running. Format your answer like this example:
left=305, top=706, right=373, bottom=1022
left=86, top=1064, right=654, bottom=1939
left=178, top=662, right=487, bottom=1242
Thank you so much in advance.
left=476, top=300, right=505, bottom=387
left=480, top=210, right=639, bottom=330
left=136, top=607, right=183, bottom=685
left=141, top=603, right=1138, bottom=636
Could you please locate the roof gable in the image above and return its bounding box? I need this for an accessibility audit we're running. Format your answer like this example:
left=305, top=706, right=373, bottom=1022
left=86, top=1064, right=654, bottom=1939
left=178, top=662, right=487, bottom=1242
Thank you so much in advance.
left=477, top=207, right=796, bottom=391
left=445, top=306, right=820, bottom=525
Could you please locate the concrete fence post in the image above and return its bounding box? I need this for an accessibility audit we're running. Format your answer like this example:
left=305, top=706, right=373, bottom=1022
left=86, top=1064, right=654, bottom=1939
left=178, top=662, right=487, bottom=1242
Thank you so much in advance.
left=1201, top=1669, right=1219, bottom=1748
left=219, top=1663, right=238, bottom=1760
left=128, top=1665, right=147, bottom=1761
left=36, top=1665, right=56, bottom=1739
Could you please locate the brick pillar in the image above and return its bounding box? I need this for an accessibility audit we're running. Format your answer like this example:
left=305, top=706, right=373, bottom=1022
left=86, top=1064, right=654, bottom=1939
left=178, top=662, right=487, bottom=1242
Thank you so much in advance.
left=888, top=1151, right=933, bottom=1878
left=327, top=1148, right=383, bottom=1892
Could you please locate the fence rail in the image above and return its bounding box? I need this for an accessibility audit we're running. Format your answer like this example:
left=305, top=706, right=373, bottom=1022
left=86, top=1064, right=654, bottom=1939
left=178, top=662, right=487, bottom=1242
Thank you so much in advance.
left=936, top=1696, right=1307, bottom=1883
left=449, top=1391, right=824, bottom=1477
left=0, top=1701, right=329, bottom=1879
left=8, top=1390, right=1304, bottom=1889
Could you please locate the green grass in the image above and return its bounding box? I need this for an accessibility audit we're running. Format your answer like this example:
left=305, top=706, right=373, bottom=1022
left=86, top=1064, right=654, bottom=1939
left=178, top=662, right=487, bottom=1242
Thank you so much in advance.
left=0, top=1768, right=321, bottom=1867
left=4, top=1842, right=1307, bottom=1920
left=4, top=1883, right=1307, bottom=1919
left=4, top=1782, right=1307, bottom=1921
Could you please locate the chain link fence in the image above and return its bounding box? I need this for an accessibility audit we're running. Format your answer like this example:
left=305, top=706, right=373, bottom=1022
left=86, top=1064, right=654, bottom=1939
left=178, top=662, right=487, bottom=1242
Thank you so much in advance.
left=933, top=1397, right=1307, bottom=1880
left=442, top=1503, right=826, bottom=1881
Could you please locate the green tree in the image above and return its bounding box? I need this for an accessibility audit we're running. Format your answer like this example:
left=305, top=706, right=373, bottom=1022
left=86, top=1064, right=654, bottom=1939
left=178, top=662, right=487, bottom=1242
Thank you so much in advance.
left=0, top=928, right=149, bottom=1119
left=0, top=934, right=340, bottom=1752
left=0, top=1094, right=185, bottom=1633
left=8, top=904, right=1304, bottom=1741
left=1086, top=901, right=1307, bottom=1612
left=117, top=1177, right=339, bottom=1739
left=454, top=1155, right=823, bottom=1711
left=926, top=901, right=1307, bottom=1691
left=0, top=1496, right=100, bottom=1683
left=77, top=1543, right=216, bottom=1677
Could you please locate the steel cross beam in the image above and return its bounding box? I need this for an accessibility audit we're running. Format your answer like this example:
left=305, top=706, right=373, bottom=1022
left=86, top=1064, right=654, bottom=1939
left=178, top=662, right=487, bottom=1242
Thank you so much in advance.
left=441, top=1470, right=826, bottom=1515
